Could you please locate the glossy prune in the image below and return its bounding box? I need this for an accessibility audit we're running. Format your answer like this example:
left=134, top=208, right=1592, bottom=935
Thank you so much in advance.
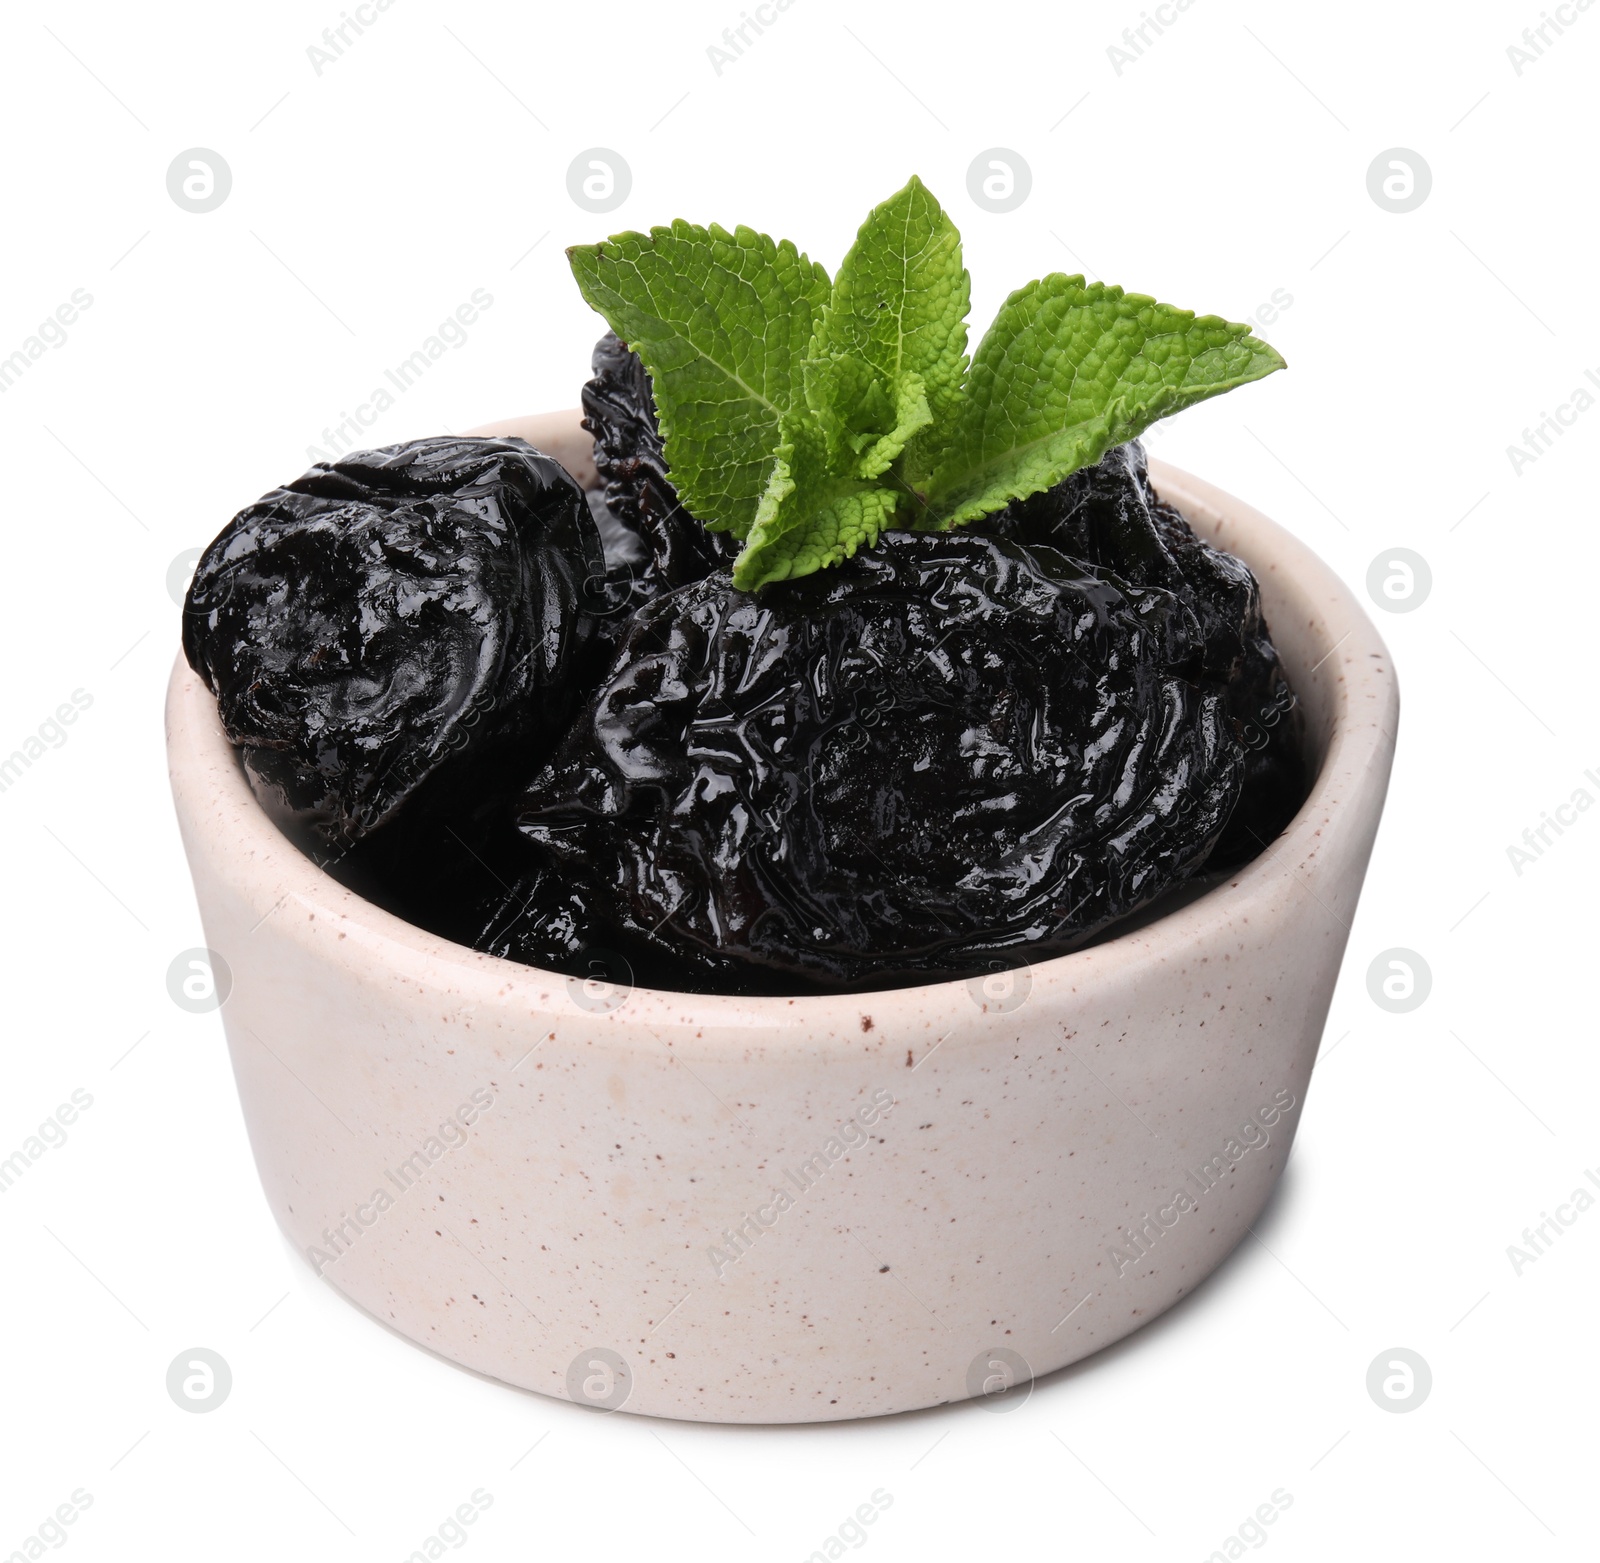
left=183, top=436, right=604, bottom=847
left=581, top=331, right=740, bottom=601
left=985, top=441, right=1305, bottom=867
left=511, top=529, right=1245, bottom=992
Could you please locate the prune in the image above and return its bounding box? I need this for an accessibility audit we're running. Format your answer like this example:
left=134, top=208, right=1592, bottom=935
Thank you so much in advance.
left=985, top=441, right=1304, bottom=867
left=581, top=331, right=740, bottom=601
left=511, top=530, right=1245, bottom=992
left=184, top=409, right=1305, bottom=994
left=183, top=436, right=604, bottom=848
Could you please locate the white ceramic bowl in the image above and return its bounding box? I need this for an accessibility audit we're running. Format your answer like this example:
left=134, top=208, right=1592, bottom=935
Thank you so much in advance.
left=166, top=412, right=1398, bottom=1423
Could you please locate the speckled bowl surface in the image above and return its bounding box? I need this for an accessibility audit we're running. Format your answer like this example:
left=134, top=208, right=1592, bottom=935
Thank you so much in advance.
left=166, top=411, right=1398, bottom=1423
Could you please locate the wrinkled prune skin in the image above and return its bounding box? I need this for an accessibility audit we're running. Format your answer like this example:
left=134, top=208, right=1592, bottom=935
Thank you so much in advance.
left=511, top=531, right=1245, bottom=993
left=985, top=441, right=1305, bottom=868
left=581, top=332, right=740, bottom=603
left=183, top=436, right=604, bottom=848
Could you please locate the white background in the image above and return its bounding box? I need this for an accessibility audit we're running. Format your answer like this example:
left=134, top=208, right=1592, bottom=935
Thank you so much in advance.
left=2, top=0, right=1595, bottom=1558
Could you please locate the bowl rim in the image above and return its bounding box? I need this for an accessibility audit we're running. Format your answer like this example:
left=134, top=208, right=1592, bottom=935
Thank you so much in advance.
left=166, top=417, right=1399, bottom=1037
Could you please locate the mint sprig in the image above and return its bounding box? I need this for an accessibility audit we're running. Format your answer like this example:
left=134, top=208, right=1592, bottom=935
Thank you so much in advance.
left=567, top=177, right=1284, bottom=590
left=805, top=174, right=968, bottom=478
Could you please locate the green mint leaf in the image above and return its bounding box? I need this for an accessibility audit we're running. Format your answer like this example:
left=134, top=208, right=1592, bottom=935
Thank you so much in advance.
left=923, top=275, right=1286, bottom=528
left=732, top=416, right=898, bottom=591
left=803, top=174, right=968, bottom=482
left=805, top=359, right=933, bottom=480
left=567, top=221, right=830, bottom=537
left=730, top=175, right=963, bottom=588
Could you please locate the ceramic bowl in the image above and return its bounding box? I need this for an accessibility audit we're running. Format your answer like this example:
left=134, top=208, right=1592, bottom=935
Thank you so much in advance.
left=165, top=411, right=1398, bottom=1423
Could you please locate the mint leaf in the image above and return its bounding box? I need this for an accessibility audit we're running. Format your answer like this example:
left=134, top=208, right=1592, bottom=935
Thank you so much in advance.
left=732, top=417, right=899, bottom=591
left=804, top=359, right=932, bottom=480
left=728, top=175, right=964, bottom=587
left=803, top=174, right=968, bottom=482
left=923, top=275, right=1286, bottom=528
left=568, top=222, right=830, bottom=537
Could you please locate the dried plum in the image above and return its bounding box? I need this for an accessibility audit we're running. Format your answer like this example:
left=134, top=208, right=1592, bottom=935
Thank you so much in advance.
left=985, top=441, right=1304, bottom=867
left=184, top=414, right=1306, bottom=995
left=581, top=331, right=740, bottom=602
left=183, top=435, right=604, bottom=847
left=511, top=530, right=1246, bottom=992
